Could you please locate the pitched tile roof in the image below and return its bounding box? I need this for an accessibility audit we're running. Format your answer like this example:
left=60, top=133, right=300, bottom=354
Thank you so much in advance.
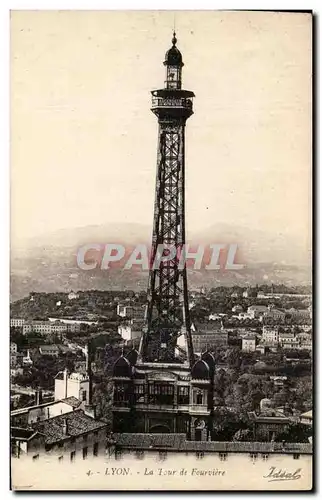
left=60, top=396, right=82, bottom=408
left=39, top=345, right=59, bottom=352
left=32, top=409, right=107, bottom=444
left=243, top=334, right=256, bottom=340
left=11, top=398, right=82, bottom=417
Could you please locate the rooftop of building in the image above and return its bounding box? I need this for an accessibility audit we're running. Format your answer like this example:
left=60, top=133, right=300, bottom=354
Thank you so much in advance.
left=113, top=433, right=312, bottom=454
left=32, top=409, right=107, bottom=444
left=248, top=305, right=268, bottom=311
left=11, top=427, right=42, bottom=441
left=193, top=320, right=223, bottom=331
left=39, top=345, right=60, bottom=351
left=60, top=396, right=82, bottom=408
left=243, top=334, right=256, bottom=341
left=24, top=320, right=53, bottom=325
left=301, top=410, right=312, bottom=419
left=54, top=370, right=88, bottom=381
left=192, top=329, right=226, bottom=337
left=11, top=397, right=82, bottom=416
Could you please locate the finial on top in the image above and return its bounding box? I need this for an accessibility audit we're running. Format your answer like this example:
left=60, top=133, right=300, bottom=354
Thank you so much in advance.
left=172, top=31, right=177, bottom=46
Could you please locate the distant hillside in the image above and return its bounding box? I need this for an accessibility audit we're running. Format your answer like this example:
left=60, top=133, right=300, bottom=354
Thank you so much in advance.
left=10, top=223, right=311, bottom=301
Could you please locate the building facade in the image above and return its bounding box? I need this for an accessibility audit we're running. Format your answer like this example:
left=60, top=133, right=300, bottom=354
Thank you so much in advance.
left=247, top=306, right=268, bottom=320
left=242, top=335, right=256, bottom=352
left=10, top=318, right=25, bottom=328
left=191, top=332, right=228, bottom=353
left=54, top=369, right=90, bottom=404
left=262, top=326, right=279, bottom=344
left=11, top=409, right=107, bottom=461
left=113, top=433, right=312, bottom=463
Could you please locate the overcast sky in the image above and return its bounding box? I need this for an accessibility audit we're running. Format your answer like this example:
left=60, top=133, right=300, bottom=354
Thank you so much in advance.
left=11, top=10, right=311, bottom=250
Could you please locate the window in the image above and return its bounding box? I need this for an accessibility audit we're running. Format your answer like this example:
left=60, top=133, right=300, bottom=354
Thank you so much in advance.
left=82, top=390, right=87, bottom=402
left=196, top=392, right=203, bottom=405
left=93, top=443, right=99, bottom=457
left=32, top=454, right=39, bottom=461
left=262, top=454, right=269, bottom=461
left=93, top=431, right=99, bottom=438
left=293, top=454, right=300, bottom=460
left=134, top=384, right=145, bottom=402
left=114, top=385, right=126, bottom=403
left=196, top=452, right=204, bottom=460
left=178, top=386, right=189, bottom=405
left=70, top=451, right=76, bottom=462
left=83, top=447, right=88, bottom=460
left=135, top=450, right=145, bottom=460
left=83, top=434, right=88, bottom=444
left=219, top=453, right=227, bottom=461
left=70, top=437, right=76, bottom=444
left=148, top=384, right=174, bottom=405
left=250, top=453, right=258, bottom=461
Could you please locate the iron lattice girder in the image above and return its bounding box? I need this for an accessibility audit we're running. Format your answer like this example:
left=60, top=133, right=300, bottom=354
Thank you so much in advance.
left=139, top=95, right=194, bottom=366
left=142, top=122, right=191, bottom=361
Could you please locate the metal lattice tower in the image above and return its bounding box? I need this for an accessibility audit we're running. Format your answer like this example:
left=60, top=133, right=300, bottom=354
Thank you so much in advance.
left=139, top=33, right=195, bottom=367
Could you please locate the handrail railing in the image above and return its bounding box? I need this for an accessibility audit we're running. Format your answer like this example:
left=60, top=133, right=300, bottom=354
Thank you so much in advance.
left=151, top=97, right=193, bottom=109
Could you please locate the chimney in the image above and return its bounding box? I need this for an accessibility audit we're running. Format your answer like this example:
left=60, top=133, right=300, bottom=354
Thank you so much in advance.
left=35, top=389, right=43, bottom=406
left=62, top=417, right=68, bottom=436
left=63, top=368, right=68, bottom=398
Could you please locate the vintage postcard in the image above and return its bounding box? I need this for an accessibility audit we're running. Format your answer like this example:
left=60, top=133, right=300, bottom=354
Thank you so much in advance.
left=10, top=10, right=313, bottom=491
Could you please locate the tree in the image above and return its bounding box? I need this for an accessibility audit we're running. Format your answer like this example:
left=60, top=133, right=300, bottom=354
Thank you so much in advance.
left=213, top=369, right=230, bottom=403
left=211, top=408, right=249, bottom=441
left=93, top=378, right=113, bottom=427
left=275, top=423, right=311, bottom=443
left=233, top=428, right=253, bottom=441
left=10, top=328, right=27, bottom=349
left=226, top=348, right=242, bottom=370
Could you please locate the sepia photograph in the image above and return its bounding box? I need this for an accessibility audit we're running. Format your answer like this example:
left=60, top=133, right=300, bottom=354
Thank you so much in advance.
left=9, top=9, right=313, bottom=491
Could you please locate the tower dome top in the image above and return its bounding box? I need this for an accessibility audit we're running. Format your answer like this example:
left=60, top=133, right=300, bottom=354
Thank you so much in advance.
left=113, top=355, right=132, bottom=378
left=191, top=359, right=210, bottom=380
left=126, top=348, right=139, bottom=366
left=164, top=31, right=184, bottom=67
left=201, top=351, right=216, bottom=375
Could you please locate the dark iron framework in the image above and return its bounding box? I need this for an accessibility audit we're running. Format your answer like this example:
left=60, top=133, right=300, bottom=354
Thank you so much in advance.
left=139, top=34, right=195, bottom=367
left=112, top=34, right=216, bottom=439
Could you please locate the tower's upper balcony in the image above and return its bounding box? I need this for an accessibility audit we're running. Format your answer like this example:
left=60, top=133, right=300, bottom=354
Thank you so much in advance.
left=151, top=89, right=195, bottom=120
